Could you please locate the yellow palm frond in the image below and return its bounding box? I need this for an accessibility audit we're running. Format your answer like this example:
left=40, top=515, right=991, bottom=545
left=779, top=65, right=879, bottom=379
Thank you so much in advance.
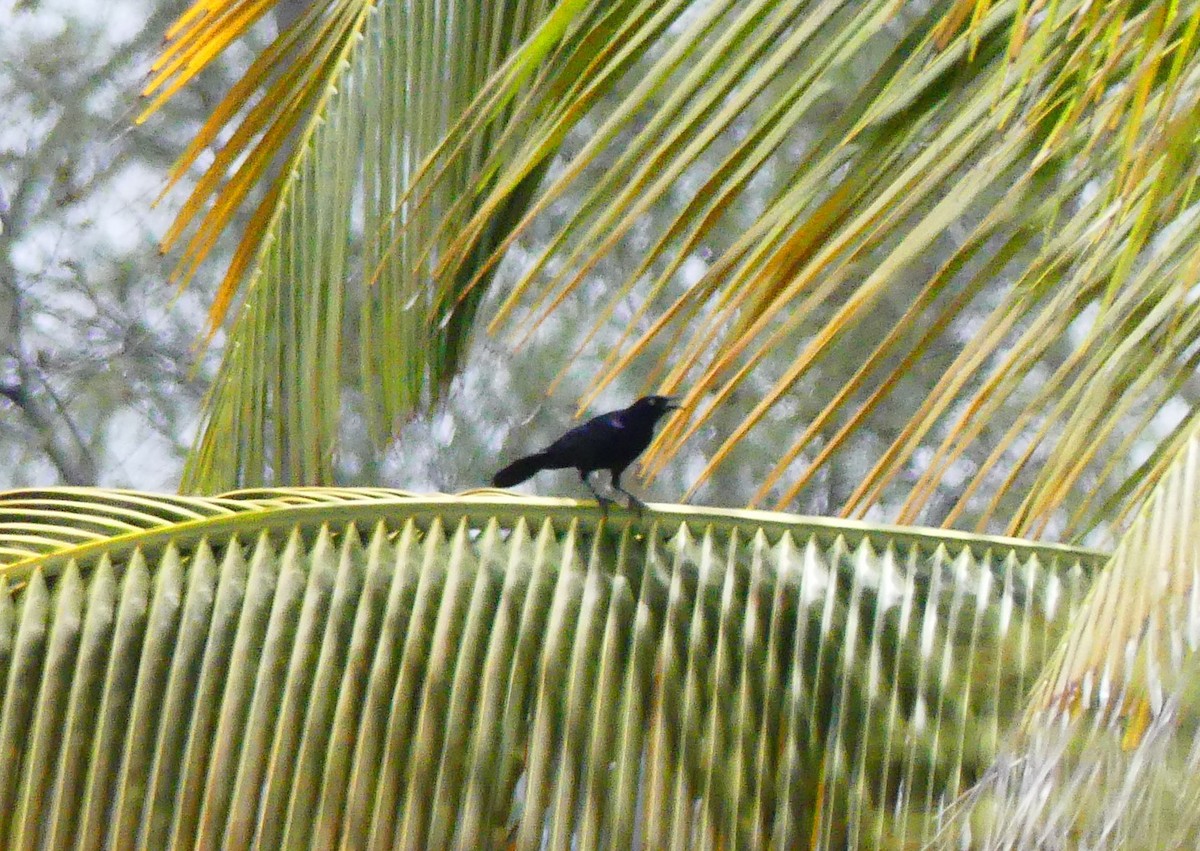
left=148, top=0, right=1200, bottom=536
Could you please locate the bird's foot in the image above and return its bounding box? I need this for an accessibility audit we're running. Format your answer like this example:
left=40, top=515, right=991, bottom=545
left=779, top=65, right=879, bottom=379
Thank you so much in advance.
left=612, top=484, right=647, bottom=514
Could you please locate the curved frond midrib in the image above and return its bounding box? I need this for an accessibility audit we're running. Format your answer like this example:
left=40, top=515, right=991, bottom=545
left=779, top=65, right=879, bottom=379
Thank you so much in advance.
left=0, top=489, right=1107, bottom=585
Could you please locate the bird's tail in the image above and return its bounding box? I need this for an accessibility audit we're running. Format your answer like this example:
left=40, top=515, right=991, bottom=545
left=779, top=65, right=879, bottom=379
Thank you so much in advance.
left=492, top=452, right=552, bottom=487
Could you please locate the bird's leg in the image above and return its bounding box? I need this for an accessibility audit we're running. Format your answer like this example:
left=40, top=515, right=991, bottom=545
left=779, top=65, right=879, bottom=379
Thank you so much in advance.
left=611, top=471, right=647, bottom=514
left=581, top=470, right=615, bottom=514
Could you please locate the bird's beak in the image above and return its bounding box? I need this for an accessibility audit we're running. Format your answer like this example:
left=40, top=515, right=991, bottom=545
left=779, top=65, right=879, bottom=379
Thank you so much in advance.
left=666, top=397, right=683, bottom=410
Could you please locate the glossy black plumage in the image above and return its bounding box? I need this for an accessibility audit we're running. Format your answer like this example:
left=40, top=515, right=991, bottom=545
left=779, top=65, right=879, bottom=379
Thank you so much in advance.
left=492, top=395, right=680, bottom=508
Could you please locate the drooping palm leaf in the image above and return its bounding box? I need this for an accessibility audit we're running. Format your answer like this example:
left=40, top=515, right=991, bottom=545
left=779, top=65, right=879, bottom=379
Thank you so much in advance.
left=142, top=0, right=571, bottom=490
left=1026, top=419, right=1200, bottom=734
left=0, top=488, right=1101, bottom=847
left=408, top=0, right=1200, bottom=541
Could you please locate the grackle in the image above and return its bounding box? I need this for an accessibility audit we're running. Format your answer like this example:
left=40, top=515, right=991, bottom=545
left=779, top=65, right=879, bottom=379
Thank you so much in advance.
left=492, top=395, right=681, bottom=510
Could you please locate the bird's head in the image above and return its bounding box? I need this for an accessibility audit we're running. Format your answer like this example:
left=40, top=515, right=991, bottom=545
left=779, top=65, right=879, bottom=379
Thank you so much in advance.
left=633, top=395, right=683, bottom=422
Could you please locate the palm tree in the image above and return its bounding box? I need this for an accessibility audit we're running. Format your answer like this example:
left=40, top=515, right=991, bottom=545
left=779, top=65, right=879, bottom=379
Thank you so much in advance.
left=3, top=0, right=1196, bottom=846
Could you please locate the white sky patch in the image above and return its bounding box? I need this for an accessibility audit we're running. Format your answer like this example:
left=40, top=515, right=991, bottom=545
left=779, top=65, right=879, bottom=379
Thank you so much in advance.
left=1068, top=300, right=1099, bottom=346
left=1150, top=397, right=1190, bottom=438
left=46, top=0, right=146, bottom=42
left=681, top=254, right=708, bottom=287
left=103, top=408, right=180, bottom=490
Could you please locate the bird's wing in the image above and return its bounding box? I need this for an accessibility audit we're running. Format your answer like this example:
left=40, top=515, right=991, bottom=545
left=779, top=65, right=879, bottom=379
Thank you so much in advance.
left=538, top=411, right=619, bottom=460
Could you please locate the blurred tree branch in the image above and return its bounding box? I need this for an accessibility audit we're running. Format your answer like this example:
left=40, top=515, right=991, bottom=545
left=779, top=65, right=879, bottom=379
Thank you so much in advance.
left=0, top=0, right=233, bottom=487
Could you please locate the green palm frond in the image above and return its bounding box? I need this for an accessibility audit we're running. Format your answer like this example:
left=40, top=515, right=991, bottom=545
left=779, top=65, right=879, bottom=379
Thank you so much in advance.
left=0, top=488, right=1101, bottom=847
left=142, top=0, right=567, bottom=490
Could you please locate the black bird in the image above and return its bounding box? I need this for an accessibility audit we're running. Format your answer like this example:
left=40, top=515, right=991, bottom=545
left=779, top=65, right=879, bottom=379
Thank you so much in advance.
left=492, top=395, right=681, bottom=509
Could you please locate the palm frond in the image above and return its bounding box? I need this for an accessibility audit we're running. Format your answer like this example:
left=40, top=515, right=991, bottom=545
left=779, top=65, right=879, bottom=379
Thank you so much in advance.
left=930, top=416, right=1200, bottom=848
left=414, top=0, right=1200, bottom=540
left=0, top=487, right=1101, bottom=847
left=1026, top=418, right=1200, bottom=732
left=142, top=0, right=572, bottom=489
